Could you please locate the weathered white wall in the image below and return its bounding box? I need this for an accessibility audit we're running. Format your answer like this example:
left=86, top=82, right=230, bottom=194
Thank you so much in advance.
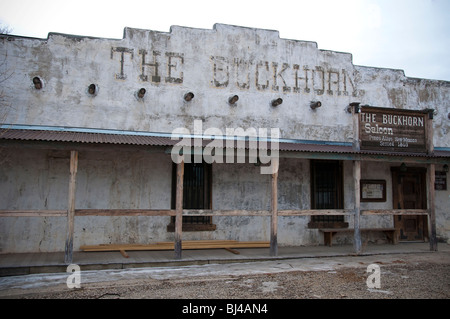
left=1, top=147, right=449, bottom=252
left=209, top=158, right=314, bottom=246
left=0, top=150, right=317, bottom=252
left=0, top=148, right=173, bottom=252
left=1, top=24, right=449, bottom=146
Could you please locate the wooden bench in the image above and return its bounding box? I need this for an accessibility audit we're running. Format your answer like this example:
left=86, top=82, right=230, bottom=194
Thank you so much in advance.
left=319, top=228, right=398, bottom=246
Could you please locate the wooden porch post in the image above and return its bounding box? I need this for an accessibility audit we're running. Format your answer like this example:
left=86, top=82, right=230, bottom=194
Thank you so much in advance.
left=175, top=160, right=184, bottom=260
left=351, top=103, right=362, bottom=254
left=427, top=163, right=437, bottom=251
left=425, top=110, right=437, bottom=251
left=64, top=150, right=78, bottom=264
left=353, top=160, right=362, bottom=255
left=270, top=158, right=279, bottom=257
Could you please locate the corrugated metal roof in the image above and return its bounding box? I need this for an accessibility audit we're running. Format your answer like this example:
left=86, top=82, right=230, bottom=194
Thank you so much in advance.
left=0, top=129, right=178, bottom=146
left=1, top=128, right=449, bottom=158
left=0, top=129, right=356, bottom=153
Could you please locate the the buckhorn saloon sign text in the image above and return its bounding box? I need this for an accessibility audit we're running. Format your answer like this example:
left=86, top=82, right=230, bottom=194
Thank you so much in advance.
left=359, top=106, right=427, bottom=153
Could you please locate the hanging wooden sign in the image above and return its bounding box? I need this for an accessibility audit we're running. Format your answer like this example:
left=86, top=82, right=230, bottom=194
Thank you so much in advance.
left=359, top=106, right=428, bottom=153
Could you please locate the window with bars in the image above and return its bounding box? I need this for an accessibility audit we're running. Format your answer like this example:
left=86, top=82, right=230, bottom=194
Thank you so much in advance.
left=168, top=161, right=216, bottom=232
left=309, top=160, right=348, bottom=228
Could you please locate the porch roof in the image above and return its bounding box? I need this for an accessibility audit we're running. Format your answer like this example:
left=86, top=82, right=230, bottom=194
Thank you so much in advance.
left=1, top=125, right=449, bottom=159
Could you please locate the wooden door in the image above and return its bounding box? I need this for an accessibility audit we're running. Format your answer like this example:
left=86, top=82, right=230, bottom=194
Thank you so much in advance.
left=391, top=167, right=427, bottom=241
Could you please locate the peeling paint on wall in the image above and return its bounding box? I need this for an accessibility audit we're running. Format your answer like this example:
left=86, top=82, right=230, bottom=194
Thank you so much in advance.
left=1, top=24, right=448, bottom=146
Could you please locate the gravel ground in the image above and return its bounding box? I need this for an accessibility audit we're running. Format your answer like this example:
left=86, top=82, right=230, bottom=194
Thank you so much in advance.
left=2, top=250, right=449, bottom=300
left=42, top=262, right=448, bottom=300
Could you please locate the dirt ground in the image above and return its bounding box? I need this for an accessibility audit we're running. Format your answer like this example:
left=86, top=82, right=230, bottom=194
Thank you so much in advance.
left=1, top=248, right=449, bottom=300
left=33, top=262, right=448, bottom=300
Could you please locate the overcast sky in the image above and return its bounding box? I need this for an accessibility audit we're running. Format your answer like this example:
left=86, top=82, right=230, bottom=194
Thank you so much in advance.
left=1, top=0, right=449, bottom=81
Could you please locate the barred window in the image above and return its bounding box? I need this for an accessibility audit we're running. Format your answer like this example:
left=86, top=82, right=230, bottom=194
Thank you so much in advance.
left=168, top=161, right=216, bottom=232
left=309, top=160, right=347, bottom=228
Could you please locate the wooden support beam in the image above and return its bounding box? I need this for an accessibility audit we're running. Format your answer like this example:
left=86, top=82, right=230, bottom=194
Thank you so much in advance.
left=353, top=160, right=362, bottom=255
left=427, top=163, right=437, bottom=251
left=425, top=112, right=437, bottom=251
left=270, top=158, right=279, bottom=257
left=352, top=105, right=362, bottom=255
left=278, top=209, right=353, bottom=216
left=361, top=209, right=428, bottom=215
left=0, top=210, right=67, bottom=217
left=64, top=150, right=78, bottom=264
left=74, top=209, right=176, bottom=216
left=174, top=160, right=184, bottom=260
left=182, top=209, right=271, bottom=216
left=1, top=208, right=432, bottom=218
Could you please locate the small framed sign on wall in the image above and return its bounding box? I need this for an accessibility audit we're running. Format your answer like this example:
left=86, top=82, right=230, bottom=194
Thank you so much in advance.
left=361, top=180, right=386, bottom=202
left=435, top=171, right=447, bottom=190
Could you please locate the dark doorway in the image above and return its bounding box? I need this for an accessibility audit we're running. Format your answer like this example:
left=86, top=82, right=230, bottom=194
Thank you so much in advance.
left=391, top=167, right=428, bottom=241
